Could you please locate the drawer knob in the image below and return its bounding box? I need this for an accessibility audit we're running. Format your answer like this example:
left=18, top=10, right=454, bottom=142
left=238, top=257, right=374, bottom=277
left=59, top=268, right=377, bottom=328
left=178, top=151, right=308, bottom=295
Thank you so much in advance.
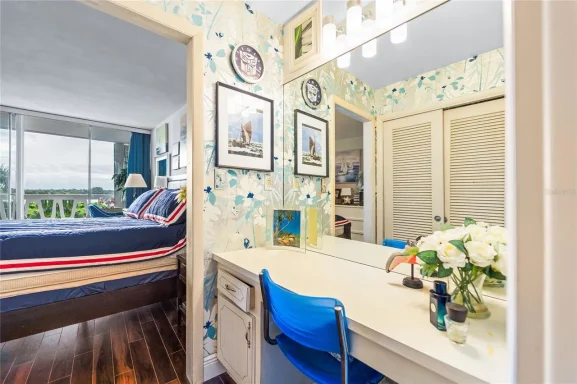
left=225, top=283, right=237, bottom=293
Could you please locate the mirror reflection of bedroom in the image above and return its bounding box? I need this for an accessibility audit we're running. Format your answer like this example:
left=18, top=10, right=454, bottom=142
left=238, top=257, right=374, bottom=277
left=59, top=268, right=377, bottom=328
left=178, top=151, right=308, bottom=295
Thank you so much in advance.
left=0, top=1, right=192, bottom=382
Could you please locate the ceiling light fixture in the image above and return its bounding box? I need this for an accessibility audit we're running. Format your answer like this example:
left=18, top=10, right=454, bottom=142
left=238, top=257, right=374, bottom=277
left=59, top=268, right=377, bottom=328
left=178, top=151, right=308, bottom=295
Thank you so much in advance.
left=390, top=0, right=408, bottom=44
left=346, top=0, right=362, bottom=38
left=336, top=34, right=351, bottom=68
left=375, top=0, right=393, bottom=26
left=322, top=15, right=337, bottom=56
left=362, top=19, right=377, bottom=58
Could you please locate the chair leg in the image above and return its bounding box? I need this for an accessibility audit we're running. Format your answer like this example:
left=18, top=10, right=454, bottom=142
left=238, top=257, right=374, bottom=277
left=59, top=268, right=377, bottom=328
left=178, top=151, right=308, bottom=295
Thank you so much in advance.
left=335, top=306, right=349, bottom=384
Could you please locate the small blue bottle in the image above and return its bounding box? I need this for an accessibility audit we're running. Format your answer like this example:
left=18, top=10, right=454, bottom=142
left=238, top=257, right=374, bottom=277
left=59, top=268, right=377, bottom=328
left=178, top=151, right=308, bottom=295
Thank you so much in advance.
left=429, top=281, right=451, bottom=331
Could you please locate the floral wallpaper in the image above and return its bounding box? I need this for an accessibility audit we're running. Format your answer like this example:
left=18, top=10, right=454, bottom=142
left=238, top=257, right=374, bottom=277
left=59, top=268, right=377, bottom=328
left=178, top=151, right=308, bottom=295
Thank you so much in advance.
left=375, top=48, right=505, bottom=114
left=147, top=0, right=284, bottom=357
left=283, top=60, right=375, bottom=232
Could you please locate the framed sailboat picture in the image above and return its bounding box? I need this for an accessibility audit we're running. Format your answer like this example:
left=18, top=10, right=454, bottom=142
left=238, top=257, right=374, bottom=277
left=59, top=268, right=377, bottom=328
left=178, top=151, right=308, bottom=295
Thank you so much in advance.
left=216, top=82, right=274, bottom=172
left=294, top=109, right=328, bottom=177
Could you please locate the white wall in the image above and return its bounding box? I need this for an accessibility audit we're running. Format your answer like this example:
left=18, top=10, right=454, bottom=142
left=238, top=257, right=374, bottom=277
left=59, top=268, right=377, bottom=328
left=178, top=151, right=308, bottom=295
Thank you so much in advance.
left=151, top=104, right=186, bottom=181
left=335, top=136, right=363, bottom=152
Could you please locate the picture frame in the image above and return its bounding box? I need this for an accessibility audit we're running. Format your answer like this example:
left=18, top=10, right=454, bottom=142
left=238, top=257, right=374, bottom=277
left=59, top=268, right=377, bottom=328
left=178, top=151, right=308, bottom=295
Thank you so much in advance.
left=179, top=144, right=187, bottom=169
left=284, top=2, right=322, bottom=78
left=179, top=114, right=187, bottom=143
left=171, top=155, right=180, bottom=170
left=155, top=154, right=170, bottom=177
left=335, top=189, right=342, bottom=198
left=172, top=142, right=180, bottom=155
left=267, top=208, right=305, bottom=251
left=335, top=149, right=362, bottom=183
left=294, top=109, right=329, bottom=177
left=263, top=174, right=274, bottom=191
left=155, top=123, right=168, bottom=155
left=216, top=82, right=274, bottom=172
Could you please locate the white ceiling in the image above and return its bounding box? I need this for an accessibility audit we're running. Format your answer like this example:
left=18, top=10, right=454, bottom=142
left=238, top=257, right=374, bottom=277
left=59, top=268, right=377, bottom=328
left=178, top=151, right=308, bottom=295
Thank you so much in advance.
left=346, top=0, right=504, bottom=89
left=0, top=1, right=186, bottom=129
left=248, top=0, right=315, bottom=24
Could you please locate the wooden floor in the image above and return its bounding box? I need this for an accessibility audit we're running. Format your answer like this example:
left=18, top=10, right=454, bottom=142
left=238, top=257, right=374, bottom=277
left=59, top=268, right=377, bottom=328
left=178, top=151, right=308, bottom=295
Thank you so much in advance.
left=0, top=300, right=232, bottom=384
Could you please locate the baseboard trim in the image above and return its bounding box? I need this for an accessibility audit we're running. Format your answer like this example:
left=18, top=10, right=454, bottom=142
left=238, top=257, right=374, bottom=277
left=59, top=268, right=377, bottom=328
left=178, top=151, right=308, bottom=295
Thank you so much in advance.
left=204, top=354, right=226, bottom=381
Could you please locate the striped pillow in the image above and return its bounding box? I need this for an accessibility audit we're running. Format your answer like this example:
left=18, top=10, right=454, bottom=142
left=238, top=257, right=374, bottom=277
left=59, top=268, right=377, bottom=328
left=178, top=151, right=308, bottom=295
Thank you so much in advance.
left=123, top=189, right=164, bottom=219
left=143, top=189, right=186, bottom=226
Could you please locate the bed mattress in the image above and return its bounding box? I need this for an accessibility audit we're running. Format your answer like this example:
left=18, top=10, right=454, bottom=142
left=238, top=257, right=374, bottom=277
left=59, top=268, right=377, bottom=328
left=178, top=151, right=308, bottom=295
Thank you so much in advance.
left=0, top=217, right=185, bottom=274
left=0, top=254, right=179, bottom=299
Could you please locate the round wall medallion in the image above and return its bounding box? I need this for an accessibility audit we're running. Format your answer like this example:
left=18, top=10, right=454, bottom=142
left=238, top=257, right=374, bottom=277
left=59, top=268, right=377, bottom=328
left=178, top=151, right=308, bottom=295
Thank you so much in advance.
left=231, top=44, right=265, bottom=84
left=301, top=78, right=322, bottom=108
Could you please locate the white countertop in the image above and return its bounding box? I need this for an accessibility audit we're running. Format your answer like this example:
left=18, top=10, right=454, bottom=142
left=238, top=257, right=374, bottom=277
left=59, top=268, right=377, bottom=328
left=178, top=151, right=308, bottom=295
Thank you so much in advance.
left=213, top=247, right=507, bottom=384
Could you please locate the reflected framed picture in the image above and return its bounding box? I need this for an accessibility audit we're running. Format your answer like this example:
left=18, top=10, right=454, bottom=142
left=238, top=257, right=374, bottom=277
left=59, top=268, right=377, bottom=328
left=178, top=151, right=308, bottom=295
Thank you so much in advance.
left=155, top=123, right=168, bottom=155
left=294, top=109, right=328, bottom=177
left=179, top=114, right=187, bottom=143
left=171, top=155, right=180, bottom=170
left=267, top=208, right=305, bottom=250
left=216, top=82, right=274, bottom=172
left=335, top=150, right=361, bottom=183
left=155, top=154, right=170, bottom=177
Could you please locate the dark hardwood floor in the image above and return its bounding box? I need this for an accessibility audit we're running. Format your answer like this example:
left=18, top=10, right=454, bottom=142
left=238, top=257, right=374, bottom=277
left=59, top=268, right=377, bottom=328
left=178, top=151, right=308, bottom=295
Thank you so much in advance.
left=0, top=300, right=233, bottom=384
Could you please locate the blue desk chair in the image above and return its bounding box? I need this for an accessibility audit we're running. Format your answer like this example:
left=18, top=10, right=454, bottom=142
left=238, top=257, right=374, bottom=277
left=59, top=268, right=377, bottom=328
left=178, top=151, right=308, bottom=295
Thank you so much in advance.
left=87, top=205, right=124, bottom=218
left=382, top=238, right=407, bottom=249
left=259, top=269, right=384, bottom=384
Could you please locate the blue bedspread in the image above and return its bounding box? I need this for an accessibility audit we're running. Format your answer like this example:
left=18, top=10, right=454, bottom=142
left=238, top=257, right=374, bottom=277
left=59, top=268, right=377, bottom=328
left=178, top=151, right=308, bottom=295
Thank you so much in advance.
left=0, top=217, right=185, bottom=274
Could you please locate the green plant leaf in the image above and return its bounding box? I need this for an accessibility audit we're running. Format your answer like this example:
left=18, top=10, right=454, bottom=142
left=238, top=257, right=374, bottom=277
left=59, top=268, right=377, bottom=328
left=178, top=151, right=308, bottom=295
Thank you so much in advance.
left=484, top=267, right=507, bottom=281
left=464, top=217, right=477, bottom=227
left=417, top=250, right=440, bottom=265
left=417, top=79, right=423, bottom=88
left=208, top=192, right=216, bottom=205
left=229, top=179, right=238, bottom=187
left=420, top=264, right=438, bottom=277
left=227, top=170, right=238, bottom=177
left=463, top=262, right=473, bottom=272
left=428, top=75, right=436, bottom=81
left=437, top=266, right=453, bottom=278
left=403, top=246, right=419, bottom=256
left=209, top=59, right=217, bottom=73
left=191, top=14, right=203, bottom=26
left=449, top=240, right=468, bottom=256
left=440, top=223, right=455, bottom=231
left=215, top=49, right=226, bottom=57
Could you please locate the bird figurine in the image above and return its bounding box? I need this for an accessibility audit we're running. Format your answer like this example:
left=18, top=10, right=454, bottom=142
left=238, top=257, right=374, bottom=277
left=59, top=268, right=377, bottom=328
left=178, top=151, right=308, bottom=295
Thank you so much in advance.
left=385, top=242, right=424, bottom=289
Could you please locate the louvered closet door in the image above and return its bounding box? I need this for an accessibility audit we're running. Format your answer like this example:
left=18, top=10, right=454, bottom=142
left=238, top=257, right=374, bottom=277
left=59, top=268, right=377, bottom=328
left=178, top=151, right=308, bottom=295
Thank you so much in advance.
left=444, top=98, right=506, bottom=226
left=383, top=110, right=444, bottom=241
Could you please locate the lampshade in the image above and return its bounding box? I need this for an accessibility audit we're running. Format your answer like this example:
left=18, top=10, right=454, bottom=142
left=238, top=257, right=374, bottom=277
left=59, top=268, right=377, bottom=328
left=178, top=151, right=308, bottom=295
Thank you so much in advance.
left=154, top=176, right=168, bottom=189
left=375, top=0, right=393, bottom=26
left=362, top=19, right=377, bottom=58
left=336, top=34, right=351, bottom=69
left=341, top=187, right=353, bottom=196
left=346, top=0, right=362, bottom=38
left=125, top=173, right=147, bottom=188
left=322, top=15, right=337, bottom=56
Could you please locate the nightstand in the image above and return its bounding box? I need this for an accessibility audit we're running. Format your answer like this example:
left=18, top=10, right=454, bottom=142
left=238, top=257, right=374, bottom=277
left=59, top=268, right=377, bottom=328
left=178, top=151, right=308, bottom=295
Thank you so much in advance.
left=176, top=253, right=186, bottom=326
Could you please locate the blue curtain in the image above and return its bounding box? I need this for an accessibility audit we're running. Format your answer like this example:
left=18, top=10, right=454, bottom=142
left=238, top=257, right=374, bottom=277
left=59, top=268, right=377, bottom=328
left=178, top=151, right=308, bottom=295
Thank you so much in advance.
left=126, top=133, right=151, bottom=207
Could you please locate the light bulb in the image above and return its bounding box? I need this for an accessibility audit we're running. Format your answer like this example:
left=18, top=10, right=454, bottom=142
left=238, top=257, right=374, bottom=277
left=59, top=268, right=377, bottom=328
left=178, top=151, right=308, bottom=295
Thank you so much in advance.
left=322, top=16, right=337, bottom=55
left=375, top=0, right=393, bottom=26
left=346, top=0, right=362, bottom=38
left=337, top=52, right=351, bottom=68
left=390, top=23, right=407, bottom=44
left=362, top=19, right=377, bottom=58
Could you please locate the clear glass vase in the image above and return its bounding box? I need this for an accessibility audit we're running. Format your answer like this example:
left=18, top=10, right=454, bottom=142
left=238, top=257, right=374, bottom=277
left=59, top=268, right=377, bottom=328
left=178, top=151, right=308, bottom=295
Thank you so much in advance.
left=451, top=272, right=491, bottom=319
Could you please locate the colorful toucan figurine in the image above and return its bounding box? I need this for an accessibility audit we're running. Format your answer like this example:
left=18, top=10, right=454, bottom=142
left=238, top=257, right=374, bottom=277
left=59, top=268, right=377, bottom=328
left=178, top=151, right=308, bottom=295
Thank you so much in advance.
left=385, top=247, right=423, bottom=289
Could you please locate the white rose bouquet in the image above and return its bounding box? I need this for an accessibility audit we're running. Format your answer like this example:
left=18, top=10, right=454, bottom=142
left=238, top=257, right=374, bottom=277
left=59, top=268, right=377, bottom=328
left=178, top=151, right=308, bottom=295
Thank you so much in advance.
left=411, top=217, right=507, bottom=319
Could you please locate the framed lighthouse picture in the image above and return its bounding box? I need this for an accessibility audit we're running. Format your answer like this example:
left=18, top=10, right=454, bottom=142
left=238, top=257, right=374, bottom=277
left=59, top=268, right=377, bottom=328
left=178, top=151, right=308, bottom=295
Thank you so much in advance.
left=294, top=109, right=328, bottom=177
left=216, top=82, right=274, bottom=172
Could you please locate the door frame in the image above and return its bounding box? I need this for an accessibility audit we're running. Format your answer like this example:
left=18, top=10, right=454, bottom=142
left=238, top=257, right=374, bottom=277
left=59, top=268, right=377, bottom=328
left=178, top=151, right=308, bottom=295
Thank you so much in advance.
left=376, top=87, right=505, bottom=244
left=81, top=1, right=205, bottom=382
left=328, top=96, right=376, bottom=242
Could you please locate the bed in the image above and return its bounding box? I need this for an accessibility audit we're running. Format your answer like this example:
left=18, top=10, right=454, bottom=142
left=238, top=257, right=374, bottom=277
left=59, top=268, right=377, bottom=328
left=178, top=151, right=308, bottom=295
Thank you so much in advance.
left=0, top=180, right=187, bottom=341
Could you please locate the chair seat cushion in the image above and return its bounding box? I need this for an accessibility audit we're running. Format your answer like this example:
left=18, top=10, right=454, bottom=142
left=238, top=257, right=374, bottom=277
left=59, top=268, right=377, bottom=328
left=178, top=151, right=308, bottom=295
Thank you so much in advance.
left=276, top=334, right=383, bottom=384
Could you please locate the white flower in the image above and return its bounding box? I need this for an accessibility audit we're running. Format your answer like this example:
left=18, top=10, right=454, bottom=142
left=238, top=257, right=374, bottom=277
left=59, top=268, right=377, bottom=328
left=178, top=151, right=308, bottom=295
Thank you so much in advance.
left=253, top=208, right=266, bottom=227
left=491, top=243, right=507, bottom=276
left=436, top=242, right=467, bottom=269
left=487, top=226, right=507, bottom=244
left=465, top=241, right=497, bottom=268
left=418, top=234, right=441, bottom=252
left=477, top=221, right=490, bottom=228
left=237, top=176, right=265, bottom=207
left=471, top=231, right=499, bottom=246
left=465, top=224, right=488, bottom=237
left=298, top=180, right=317, bottom=205
left=434, top=227, right=467, bottom=242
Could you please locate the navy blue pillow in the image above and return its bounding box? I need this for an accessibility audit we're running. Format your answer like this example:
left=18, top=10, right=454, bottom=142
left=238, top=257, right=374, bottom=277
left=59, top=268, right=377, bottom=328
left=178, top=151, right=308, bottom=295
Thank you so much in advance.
left=123, top=189, right=164, bottom=219
left=143, top=189, right=186, bottom=226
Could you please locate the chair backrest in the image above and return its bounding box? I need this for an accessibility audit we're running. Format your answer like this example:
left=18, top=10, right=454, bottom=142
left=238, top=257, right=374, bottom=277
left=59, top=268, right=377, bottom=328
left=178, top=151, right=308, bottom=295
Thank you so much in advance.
left=260, top=269, right=348, bottom=356
left=383, top=238, right=407, bottom=249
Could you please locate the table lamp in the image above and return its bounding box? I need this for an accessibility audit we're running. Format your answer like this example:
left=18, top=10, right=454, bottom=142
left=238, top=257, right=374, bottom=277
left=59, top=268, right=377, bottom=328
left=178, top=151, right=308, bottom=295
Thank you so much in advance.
left=125, top=173, right=148, bottom=200
left=154, top=176, right=168, bottom=189
left=341, top=187, right=352, bottom=204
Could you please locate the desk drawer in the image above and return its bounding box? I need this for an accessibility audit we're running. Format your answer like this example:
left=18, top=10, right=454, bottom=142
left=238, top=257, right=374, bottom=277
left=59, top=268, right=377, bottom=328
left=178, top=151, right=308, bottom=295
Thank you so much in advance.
left=217, top=269, right=254, bottom=312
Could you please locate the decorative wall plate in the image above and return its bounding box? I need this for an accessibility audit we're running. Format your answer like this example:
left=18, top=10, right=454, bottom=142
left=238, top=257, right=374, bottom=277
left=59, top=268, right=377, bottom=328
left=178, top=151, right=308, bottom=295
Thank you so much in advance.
left=231, top=44, right=265, bottom=84
left=301, top=78, right=322, bottom=108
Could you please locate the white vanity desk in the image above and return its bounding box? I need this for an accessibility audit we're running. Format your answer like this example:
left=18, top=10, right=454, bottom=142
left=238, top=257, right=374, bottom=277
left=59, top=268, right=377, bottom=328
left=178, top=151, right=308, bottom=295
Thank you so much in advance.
left=213, top=244, right=507, bottom=384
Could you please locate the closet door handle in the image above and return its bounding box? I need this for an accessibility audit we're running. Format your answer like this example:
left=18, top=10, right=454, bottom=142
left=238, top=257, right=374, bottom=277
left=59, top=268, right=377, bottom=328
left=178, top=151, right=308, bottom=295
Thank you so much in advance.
left=225, top=284, right=236, bottom=293
left=434, top=215, right=442, bottom=222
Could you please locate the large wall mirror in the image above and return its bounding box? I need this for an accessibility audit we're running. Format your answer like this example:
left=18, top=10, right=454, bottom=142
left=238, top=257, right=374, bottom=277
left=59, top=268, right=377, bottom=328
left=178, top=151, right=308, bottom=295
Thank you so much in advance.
left=283, top=0, right=506, bottom=301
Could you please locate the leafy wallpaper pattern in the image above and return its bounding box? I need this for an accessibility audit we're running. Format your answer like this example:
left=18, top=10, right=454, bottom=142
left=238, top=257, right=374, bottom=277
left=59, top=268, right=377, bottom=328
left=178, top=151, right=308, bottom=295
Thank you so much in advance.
left=147, top=0, right=284, bottom=357
left=375, top=48, right=505, bottom=114
left=283, top=60, right=375, bottom=231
